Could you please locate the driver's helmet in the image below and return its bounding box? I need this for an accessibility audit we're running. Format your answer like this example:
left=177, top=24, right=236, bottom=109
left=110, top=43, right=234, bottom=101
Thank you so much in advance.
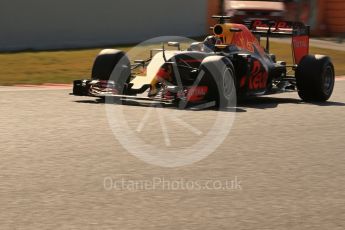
left=203, top=36, right=222, bottom=52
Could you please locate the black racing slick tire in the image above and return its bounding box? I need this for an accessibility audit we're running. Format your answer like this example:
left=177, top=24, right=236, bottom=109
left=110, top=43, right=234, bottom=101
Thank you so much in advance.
left=296, top=55, right=335, bottom=102
left=199, top=56, right=237, bottom=109
left=91, top=49, right=131, bottom=94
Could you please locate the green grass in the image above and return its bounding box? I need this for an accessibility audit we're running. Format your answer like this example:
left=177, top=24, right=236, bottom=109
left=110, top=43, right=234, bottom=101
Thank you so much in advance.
left=269, top=42, right=345, bottom=76
left=0, top=42, right=344, bottom=85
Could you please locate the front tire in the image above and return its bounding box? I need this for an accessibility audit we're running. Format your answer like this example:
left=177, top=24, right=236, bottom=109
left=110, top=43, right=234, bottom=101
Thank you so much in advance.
left=199, top=56, right=237, bottom=109
left=91, top=49, right=131, bottom=94
left=296, top=55, right=335, bottom=102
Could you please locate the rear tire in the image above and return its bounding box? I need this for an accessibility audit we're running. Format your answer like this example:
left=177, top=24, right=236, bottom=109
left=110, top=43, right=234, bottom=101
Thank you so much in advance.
left=296, top=55, right=335, bottom=102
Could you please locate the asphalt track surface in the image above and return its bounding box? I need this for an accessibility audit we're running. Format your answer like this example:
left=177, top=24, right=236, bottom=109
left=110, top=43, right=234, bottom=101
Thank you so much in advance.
left=1, top=80, right=345, bottom=229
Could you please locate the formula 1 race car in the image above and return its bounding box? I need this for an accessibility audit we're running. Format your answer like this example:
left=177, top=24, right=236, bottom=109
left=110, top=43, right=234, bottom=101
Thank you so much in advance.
left=73, top=16, right=335, bottom=108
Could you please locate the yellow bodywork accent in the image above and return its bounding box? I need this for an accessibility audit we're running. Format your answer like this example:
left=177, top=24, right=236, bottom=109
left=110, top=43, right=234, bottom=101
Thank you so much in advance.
left=213, top=23, right=235, bottom=44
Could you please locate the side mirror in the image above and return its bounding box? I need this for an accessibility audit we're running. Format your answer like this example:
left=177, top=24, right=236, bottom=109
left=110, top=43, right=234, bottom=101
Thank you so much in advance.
left=134, top=60, right=146, bottom=68
left=134, top=60, right=145, bottom=64
left=167, top=42, right=181, bottom=50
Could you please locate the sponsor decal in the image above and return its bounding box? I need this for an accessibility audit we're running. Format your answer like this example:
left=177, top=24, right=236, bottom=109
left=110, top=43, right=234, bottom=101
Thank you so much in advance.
left=248, top=60, right=268, bottom=90
left=252, top=20, right=291, bottom=29
left=187, top=86, right=208, bottom=102
left=292, top=35, right=309, bottom=64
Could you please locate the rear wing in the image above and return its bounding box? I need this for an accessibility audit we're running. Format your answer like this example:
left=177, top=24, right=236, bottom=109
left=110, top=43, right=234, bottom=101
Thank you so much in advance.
left=245, top=20, right=309, bottom=35
left=245, top=19, right=310, bottom=64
